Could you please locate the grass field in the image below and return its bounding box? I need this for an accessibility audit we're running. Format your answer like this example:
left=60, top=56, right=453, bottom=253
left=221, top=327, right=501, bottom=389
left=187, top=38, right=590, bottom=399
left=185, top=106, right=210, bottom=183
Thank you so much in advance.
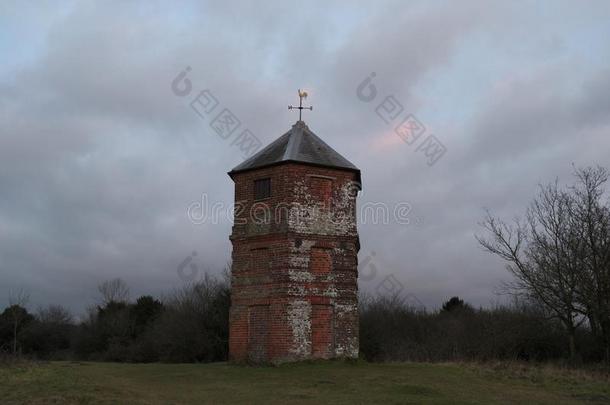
left=1, top=360, right=609, bottom=404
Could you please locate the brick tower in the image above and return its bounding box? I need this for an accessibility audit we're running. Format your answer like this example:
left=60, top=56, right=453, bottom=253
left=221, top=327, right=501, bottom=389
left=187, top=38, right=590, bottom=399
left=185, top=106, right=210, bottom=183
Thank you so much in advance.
left=228, top=120, right=361, bottom=364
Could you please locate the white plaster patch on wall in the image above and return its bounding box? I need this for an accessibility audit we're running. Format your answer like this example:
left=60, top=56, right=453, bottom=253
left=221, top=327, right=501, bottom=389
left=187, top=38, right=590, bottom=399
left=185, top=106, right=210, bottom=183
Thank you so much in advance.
left=289, top=239, right=315, bottom=269
left=290, top=239, right=316, bottom=254
left=288, top=269, right=315, bottom=282
left=288, top=255, right=310, bottom=269
left=333, top=303, right=359, bottom=357
left=287, top=299, right=312, bottom=357
left=289, top=204, right=330, bottom=235
left=334, top=303, right=357, bottom=318
left=331, top=182, right=358, bottom=236
left=322, top=285, right=338, bottom=298
left=289, top=180, right=357, bottom=236
left=336, top=336, right=359, bottom=358
left=334, top=334, right=358, bottom=357
left=335, top=182, right=356, bottom=211
left=287, top=284, right=307, bottom=296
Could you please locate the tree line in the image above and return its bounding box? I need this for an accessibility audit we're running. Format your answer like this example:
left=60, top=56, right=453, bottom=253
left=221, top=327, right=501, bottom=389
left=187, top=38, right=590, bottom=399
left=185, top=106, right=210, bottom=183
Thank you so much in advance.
left=359, top=295, right=602, bottom=363
left=1, top=276, right=229, bottom=362
left=1, top=286, right=607, bottom=364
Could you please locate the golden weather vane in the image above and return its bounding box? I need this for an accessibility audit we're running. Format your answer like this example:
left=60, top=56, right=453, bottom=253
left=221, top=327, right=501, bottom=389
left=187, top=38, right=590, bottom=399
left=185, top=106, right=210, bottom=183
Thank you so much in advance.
left=288, top=89, right=313, bottom=121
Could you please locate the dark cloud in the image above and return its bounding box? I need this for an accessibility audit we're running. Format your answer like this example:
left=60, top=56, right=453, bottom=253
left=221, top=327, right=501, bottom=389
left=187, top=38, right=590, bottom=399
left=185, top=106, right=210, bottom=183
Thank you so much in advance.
left=1, top=1, right=609, bottom=313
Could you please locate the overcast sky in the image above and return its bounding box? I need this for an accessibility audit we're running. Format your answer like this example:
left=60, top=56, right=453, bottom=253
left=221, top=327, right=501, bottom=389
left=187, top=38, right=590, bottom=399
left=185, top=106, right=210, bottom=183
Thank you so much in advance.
left=1, top=1, right=610, bottom=314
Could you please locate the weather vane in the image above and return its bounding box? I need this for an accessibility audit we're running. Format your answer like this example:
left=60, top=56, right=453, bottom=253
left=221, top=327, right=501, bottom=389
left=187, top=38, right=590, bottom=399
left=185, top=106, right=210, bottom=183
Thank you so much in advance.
left=288, top=89, right=313, bottom=121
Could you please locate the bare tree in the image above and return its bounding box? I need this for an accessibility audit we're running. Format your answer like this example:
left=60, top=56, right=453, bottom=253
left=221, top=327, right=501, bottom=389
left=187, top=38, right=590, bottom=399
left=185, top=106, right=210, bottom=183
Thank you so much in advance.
left=37, top=304, right=73, bottom=325
left=570, top=166, right=610, bottom=361
left=98, top=278, right=130, bottom=305
left=476, top=180, right=585, bottom=360
left=7, top=289, right=30, bottom=354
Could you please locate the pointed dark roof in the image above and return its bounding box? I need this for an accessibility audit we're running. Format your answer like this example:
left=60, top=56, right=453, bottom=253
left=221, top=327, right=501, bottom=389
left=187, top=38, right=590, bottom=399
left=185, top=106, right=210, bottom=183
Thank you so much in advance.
left=229, top=121, right=361, bottom=184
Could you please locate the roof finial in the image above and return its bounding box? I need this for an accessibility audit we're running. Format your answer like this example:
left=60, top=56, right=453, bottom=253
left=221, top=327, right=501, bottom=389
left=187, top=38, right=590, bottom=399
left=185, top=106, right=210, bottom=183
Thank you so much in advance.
left=288, top=89, right=313, bottom=122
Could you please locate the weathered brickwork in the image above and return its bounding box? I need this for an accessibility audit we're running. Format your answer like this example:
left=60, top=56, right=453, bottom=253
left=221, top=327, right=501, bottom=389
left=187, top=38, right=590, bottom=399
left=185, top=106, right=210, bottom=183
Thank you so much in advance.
left=229, top=162, right=360, bottom=363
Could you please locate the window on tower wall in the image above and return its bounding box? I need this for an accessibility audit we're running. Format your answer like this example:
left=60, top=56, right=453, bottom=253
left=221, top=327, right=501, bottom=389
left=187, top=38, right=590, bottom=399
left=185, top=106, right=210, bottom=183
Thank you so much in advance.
left=309, top=176, right=333, bottom=208
left=254, top=178, right=271, bottom=200
left=310, top=247, right=331, bottom=275
left=250, top=247, right=269, bottom=272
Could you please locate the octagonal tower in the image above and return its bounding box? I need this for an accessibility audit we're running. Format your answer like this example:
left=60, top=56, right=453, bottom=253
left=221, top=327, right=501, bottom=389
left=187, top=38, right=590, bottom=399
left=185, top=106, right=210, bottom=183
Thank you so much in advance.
left=228, top=120, right=361, bottom=364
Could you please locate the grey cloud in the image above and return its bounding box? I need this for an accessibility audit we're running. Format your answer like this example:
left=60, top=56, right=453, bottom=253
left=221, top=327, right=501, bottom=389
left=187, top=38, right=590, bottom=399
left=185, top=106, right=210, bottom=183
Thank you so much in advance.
left=1, top=1, right=609, bottom=312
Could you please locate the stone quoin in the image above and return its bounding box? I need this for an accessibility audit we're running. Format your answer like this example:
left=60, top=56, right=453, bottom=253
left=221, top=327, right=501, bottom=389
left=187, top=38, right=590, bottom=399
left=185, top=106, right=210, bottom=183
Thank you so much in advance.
left=228, top=119, right=361, bottom=364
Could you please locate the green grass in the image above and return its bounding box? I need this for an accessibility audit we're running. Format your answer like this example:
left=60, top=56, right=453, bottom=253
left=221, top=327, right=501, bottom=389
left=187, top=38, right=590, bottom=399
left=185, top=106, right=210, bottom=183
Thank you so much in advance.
left=1, top=360, right=609, bottom=404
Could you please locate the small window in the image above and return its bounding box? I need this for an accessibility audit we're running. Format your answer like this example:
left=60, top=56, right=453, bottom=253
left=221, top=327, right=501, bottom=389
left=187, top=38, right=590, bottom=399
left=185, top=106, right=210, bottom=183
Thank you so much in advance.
left=254, top=178, right=271, bottom=200
left=310, top=176, right=332, bottom=207
left=250, top=248, right=269, bottom=272
left=310, top=247, right=331, bottom=275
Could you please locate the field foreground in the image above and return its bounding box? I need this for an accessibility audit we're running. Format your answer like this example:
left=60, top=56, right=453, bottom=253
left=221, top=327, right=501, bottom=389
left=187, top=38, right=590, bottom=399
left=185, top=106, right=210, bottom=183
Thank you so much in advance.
left=1, top=360, right=609, bottom=404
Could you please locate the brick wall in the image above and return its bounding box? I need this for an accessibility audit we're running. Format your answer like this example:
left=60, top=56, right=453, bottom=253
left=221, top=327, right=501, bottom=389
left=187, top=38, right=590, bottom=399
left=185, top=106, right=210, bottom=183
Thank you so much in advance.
left=229, top=162, right=360, bottom=364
